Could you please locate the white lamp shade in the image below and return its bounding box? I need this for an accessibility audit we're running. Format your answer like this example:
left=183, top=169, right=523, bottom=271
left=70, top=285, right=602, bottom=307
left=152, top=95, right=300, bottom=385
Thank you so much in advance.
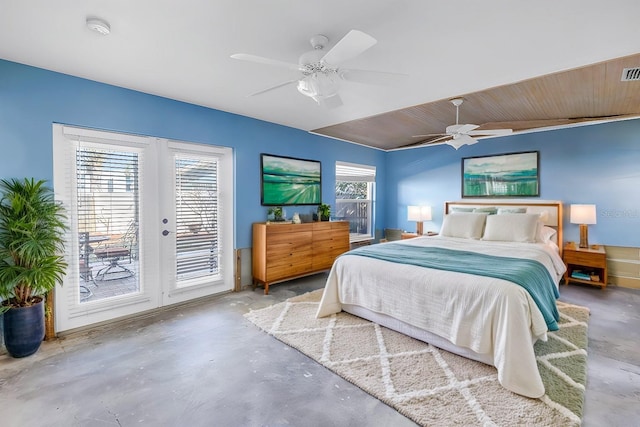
left=407, top=205, right=432, bottom=221
left=570, top=204, right=597, bottom=225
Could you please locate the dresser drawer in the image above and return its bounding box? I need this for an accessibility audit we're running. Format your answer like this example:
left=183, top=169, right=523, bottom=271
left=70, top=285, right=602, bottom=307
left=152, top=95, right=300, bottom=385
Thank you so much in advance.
left=268, top=231, right=312, bottom=245
left=267, top=260, right=314, bottom=281
left=268, top=240, right=312, bottom=255
left=267, top=250, right=313, bottom=268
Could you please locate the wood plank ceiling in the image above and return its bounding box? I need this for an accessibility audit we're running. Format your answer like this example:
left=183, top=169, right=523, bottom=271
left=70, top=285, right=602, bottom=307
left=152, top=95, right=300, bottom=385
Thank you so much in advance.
left=311, top=53, right=640, bottom=150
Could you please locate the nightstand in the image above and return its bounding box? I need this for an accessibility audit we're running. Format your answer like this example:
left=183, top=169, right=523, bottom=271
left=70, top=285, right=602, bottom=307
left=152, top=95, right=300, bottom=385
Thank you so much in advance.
left=563, top=243, right=607, bottom=288
left=401, top=231, right=438, bottom=239
left=401, top=232, right=418, bottom=239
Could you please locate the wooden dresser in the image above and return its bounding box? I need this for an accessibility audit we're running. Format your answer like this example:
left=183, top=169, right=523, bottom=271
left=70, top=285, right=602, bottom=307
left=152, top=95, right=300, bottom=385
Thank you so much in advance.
left=252, top=221, right=349, bottom=294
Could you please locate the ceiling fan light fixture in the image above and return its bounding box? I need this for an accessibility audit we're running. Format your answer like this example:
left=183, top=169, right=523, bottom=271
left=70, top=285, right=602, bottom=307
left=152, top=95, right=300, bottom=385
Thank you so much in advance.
left=446, top=134, right=477, bottom=150
left=446, top=137, right=466, bottom=150
left=297, top=72, right=340, bottom=100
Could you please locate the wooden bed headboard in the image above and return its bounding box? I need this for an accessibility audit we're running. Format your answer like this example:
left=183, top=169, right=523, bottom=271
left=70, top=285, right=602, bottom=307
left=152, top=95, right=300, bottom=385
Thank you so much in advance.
left=444, top=200, right=563, bottom=252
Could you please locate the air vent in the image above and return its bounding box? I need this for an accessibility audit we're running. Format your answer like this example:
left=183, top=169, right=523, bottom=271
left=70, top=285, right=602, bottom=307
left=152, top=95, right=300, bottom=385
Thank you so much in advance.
left=621, top=67, right=640, bottom=81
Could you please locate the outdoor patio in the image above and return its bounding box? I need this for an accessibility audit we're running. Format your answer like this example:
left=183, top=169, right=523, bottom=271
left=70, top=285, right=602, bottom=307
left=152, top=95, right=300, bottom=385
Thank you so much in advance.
left=80, top=257, right=140, bottom=303
left=78, top=231, right=219, bottom=303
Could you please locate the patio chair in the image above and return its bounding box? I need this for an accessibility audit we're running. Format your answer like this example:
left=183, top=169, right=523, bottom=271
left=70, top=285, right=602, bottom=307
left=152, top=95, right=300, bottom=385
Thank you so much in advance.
left=78, top=232, right=95, bottom=283
left=93, top=223, right=137, bottom=281
left=77, top=231, right=97, bottom=300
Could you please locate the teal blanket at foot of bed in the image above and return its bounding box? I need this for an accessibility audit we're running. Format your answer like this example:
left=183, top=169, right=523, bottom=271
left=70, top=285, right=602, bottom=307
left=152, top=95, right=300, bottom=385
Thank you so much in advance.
left=347, top=243, right=560, bottom=331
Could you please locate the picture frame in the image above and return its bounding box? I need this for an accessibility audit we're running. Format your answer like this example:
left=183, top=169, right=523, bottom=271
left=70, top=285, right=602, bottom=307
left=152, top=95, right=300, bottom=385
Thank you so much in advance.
left=461, top=151, right=539, bottom=198
left=261, top=153, right=322, bottom=206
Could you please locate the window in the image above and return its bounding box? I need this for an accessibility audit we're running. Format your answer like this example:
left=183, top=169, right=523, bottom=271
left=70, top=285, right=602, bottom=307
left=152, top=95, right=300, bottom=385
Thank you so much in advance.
left=335, top=161, right=376, bottom=242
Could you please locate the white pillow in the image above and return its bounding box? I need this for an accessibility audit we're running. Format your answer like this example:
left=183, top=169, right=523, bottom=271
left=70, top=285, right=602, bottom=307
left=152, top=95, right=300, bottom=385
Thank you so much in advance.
left=536, top=224, right=557, bottom=243
left=482, top=213, right=539, bottom=242
left=440, top=213, right=487, bottom=239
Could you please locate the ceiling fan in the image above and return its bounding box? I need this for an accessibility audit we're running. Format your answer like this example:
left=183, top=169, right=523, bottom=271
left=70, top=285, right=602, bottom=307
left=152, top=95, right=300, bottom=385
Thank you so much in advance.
left=231, top=30, right=405, bottom=108
left=412, top=98, right=513, bottom=150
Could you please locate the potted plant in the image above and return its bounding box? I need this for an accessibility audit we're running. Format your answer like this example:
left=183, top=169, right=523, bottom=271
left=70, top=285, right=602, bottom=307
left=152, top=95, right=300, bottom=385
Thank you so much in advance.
left=317, top=203, right=331, bottom=221
left=0, top=178, right=68, bottom=358
left=267, top=206, right=284, bottom=222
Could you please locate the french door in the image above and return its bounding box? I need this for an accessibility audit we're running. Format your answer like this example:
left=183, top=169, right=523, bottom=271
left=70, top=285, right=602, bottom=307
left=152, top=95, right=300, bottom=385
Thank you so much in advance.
left=52, top=125, right=234, bottom=332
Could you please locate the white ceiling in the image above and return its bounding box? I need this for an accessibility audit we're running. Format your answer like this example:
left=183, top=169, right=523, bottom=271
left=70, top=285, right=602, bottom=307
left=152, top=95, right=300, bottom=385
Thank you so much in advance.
left=2, top=1, right=640, bottom=137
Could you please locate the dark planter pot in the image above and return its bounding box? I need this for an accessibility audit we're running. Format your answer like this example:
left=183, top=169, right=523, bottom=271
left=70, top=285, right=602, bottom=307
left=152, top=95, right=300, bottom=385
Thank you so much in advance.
left=2, top=298, right=45, bottom=358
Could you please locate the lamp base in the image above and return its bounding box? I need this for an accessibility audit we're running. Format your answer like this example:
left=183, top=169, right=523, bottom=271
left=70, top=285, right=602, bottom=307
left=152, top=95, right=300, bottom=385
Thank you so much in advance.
left=579, top=224, right=589, bottom=248
left=416, top=222, right=423, bottom=236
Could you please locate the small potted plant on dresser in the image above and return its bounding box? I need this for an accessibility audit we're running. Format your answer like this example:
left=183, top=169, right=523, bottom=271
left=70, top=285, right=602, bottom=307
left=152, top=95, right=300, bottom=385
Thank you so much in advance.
left=317, top=203, right=331, bottom=221
left=267, top=206, right=284, bottom=222
left=0, top=178, right=68, bottom=358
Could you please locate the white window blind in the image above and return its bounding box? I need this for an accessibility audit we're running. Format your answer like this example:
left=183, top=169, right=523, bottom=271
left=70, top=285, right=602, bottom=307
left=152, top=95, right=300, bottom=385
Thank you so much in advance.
left=174, top=155, right=221, bottom=283
left=336, top=161, right=376, bottom=182
left=76, top=147, right=140, bottom=239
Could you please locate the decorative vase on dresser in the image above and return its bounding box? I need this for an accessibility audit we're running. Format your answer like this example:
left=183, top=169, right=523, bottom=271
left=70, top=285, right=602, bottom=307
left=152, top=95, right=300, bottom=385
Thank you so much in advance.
left=252, top=221, right=349, bottom=294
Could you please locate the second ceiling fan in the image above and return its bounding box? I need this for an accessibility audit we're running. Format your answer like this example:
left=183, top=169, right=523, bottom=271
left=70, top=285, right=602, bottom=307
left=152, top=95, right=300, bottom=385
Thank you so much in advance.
left=412, top=98, right=513, bottom=150
left=231, top=30, right=405, bottom=108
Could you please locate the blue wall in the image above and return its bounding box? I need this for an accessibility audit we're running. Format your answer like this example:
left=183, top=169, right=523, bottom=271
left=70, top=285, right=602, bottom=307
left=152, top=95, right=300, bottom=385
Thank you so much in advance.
left=2, top=58, right=638, bottom=248
left=386, top=120, right=640, bottom=247
left=0, top=59, right=386, bottom=248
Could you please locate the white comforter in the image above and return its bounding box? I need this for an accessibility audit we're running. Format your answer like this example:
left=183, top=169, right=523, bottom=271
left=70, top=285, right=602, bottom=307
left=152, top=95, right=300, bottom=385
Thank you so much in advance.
left=316, top=236, right=567, bottom=398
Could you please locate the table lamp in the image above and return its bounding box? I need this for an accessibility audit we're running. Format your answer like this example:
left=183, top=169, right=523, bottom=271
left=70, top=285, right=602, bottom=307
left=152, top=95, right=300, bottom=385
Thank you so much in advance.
left=570, top=204, right=596, bottom=248
left=407, top=205, right=432, bottom=235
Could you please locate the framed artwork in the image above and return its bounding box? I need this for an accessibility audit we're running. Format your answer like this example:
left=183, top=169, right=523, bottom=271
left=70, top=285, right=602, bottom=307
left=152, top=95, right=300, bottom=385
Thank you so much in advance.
left=461, top=151, right=539, bottom=198
left=261, top=153, right=322, bottom=206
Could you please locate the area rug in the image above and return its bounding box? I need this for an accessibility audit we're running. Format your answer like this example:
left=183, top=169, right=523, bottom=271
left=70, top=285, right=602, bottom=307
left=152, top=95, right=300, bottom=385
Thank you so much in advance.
left=245, top=290, right=590, bottom=426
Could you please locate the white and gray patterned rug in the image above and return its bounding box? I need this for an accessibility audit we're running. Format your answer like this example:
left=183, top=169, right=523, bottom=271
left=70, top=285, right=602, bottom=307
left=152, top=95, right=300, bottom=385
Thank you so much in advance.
left=245, top=289, right=589, bottom=426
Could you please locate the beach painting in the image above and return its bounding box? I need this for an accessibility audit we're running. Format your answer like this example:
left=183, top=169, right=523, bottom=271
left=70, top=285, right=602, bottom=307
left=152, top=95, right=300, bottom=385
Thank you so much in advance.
left=261, top=154, right=322, bottom=205
left=462, top=151, right=539, bottom=197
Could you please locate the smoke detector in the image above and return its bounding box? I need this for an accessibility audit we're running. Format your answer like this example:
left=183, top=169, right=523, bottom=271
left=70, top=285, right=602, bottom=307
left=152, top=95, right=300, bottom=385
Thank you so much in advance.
left=86, top=17, right=111, bottom=35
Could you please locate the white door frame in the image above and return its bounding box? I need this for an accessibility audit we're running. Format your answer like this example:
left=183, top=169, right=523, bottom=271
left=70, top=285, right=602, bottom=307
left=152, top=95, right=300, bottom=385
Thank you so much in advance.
left=52, top=124, right=234, bottom=332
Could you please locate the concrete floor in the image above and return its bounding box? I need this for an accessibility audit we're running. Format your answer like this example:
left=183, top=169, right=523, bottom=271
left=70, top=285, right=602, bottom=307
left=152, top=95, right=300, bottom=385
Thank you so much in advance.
left=1, top=275, right=639, bottom=427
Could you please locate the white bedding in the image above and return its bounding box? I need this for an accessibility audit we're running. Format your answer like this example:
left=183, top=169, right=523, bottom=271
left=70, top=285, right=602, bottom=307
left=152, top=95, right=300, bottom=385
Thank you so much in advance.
left=316, top=235, right=567, bottom=398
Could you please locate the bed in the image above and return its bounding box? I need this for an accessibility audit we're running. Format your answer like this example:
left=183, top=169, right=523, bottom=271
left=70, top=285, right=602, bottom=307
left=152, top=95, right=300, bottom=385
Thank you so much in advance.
left=316, top=201, right=566, bottom=398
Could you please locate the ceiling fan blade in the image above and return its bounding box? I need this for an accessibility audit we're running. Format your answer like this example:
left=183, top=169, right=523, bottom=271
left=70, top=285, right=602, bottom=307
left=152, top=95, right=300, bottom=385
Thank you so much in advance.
left=424, top=135, right=454, bottom=144
left=401, top=134, right=453, bottom=148
left=230, top=53, right=301, bottom=71
left=317, top=93, right=343, bottom=109
left=467, top=128, right=512, bottom=136
left=412, top=133, right=447, bottom=138
left=478, top=114, right=640, bottom=133
left=249, top=80, right=298, bottom=97
left=340, top=68, right=408, bottom=86
left=321, top=30, right=377, bottom=65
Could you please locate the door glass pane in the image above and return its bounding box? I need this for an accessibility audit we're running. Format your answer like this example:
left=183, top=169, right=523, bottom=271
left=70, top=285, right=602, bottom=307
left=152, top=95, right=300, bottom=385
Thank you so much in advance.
left=174, top=155, right=220, bottom=287
left=76, top=147, right=140, bottom=302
